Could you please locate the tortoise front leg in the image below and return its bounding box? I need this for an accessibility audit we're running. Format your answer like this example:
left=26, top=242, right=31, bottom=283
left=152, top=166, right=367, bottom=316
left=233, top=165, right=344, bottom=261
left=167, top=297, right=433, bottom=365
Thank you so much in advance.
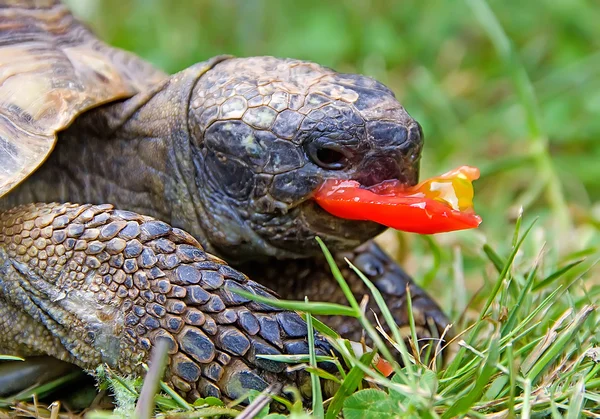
left=0, top=203, right=334, bottom=402
left=241, top=241, right=452, bottom=349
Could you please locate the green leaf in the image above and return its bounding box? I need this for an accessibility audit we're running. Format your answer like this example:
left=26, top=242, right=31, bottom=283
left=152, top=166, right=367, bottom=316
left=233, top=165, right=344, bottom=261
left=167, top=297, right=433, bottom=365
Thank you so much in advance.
left=193, top=396, right=224, bottom=407
left=566, top=379, right=585, bottom=419
left=388, top=371, right=438, bottom=404
left=419, top=369, right=439, bottom=397
left=325, top=351, right=376, bottom=419
left=484, top=375, right=508, bottom=401
left=343, top=389, right=398, bottom=419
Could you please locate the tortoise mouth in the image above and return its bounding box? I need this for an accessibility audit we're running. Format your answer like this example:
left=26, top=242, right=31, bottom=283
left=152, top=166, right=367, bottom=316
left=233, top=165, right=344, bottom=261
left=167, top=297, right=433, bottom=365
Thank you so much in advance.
left=302, top=199, right=387, bottom=241
left=248, top=198, right=387, bottom=258
left=236, top=165, right=419, bottom=259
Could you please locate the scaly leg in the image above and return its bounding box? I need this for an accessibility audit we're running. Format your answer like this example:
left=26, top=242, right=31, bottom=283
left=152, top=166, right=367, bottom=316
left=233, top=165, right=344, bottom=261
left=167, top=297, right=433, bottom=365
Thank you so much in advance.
left=0, top=203, right=334, bottom=402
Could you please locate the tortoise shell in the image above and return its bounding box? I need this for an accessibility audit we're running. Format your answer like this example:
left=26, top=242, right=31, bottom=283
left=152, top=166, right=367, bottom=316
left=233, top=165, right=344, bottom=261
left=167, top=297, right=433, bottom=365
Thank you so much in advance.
left=0, top=0, right=166, bottom=197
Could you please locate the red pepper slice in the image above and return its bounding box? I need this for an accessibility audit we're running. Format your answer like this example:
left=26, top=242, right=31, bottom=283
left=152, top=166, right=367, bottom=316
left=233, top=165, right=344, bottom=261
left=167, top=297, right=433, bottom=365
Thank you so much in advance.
left=314, top=166, right=482, bottom=234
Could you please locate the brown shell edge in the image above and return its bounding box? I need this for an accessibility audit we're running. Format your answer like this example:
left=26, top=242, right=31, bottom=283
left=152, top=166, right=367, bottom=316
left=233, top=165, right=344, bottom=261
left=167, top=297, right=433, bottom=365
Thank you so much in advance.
left=0, top=0, right=167, bottom=197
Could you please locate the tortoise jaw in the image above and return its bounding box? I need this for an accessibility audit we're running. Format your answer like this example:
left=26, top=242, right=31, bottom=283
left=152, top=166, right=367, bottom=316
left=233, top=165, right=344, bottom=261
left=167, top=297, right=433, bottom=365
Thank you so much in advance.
left=245, top=198, right=386, bottom=259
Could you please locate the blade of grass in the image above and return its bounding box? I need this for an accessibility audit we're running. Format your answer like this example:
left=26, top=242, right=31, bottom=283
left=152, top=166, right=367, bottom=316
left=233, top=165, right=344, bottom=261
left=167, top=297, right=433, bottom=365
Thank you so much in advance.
left=155, top=378, right=193, bottom=411
left=345, top=258, right=416, bottom=375
left=511, top=207, right=523, bottom=248
left=300, top=315, right=340, bottom=339
left=315, top=237, right=400, bottom=369
left=520, top=308, right=572, bottom=375
left=445, top=218, right=536, bottom=379
left=2, top=370, right=84, bottom=403
left=521, top=378, right=532, bottom=419
left=102, top=366, right=139, bottom=397
left=404, top=285, right=421, bottom=365
left=238, top=383, right=282, bottom=419
left=257, top=354, right=335, bottom=364
left=481, top=218, right=536, bottom=320
left=135, top=339, right=169, bottom=419
left=442, top=332, right=501, bottom=418
left=532, top=259, right=585, bottom=291
left=315, top=237, right=362, bottom=314
left=499, top=286, right=562, bottom=347
left=0, top=356, right=24, bottom=361
left=304, top=367, right=342, bottom=384
left=500, top=262, right=538, bottom=335
left=525, top=305, right=595, bottom=383
left=506, top=342, right=516, bottom=417
left=231, top=288, right=358, bottom=317
left=305, top=301, right=324, bottom=419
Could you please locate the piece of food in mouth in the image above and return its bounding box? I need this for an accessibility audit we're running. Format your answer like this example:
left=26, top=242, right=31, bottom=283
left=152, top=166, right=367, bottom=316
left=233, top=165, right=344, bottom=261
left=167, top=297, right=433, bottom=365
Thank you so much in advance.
left=314, top=166, right=482, bottom=234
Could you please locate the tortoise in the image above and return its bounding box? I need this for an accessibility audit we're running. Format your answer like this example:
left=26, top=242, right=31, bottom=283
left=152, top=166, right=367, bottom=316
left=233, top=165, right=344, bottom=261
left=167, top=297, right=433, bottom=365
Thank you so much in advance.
left=0, top=0, right=451, bottom=403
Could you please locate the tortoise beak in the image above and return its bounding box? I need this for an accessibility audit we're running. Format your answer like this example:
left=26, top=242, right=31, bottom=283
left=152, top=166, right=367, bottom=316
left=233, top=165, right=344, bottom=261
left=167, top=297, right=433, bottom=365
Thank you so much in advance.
left=354, top=155, right=419, bottom=187
left=353, top=121, right=422, bottom=187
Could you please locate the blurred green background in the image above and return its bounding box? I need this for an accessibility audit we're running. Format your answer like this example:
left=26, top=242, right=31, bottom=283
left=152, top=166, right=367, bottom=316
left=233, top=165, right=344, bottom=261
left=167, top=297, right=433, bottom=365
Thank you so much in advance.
left=65, top=0, right=599, bottom=311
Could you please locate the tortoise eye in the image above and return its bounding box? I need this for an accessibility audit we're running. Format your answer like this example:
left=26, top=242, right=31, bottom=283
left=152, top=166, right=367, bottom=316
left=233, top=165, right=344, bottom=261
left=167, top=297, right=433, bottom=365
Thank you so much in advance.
left=315, top=147, right=347, bottom=169
left=305, top=140, right=350, bottom=170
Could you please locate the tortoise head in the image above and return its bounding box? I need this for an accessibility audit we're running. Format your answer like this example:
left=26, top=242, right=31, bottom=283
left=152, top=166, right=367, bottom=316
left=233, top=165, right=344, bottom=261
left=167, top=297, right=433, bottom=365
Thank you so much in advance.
left=187, top=57, right=423, bottom=261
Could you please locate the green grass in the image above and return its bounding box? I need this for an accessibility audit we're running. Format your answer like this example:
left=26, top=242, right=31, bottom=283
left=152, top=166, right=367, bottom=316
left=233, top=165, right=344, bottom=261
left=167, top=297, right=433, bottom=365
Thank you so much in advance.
left=3, top=0, right=599, bottom=417
left=24, top=213, right=595, bottom=418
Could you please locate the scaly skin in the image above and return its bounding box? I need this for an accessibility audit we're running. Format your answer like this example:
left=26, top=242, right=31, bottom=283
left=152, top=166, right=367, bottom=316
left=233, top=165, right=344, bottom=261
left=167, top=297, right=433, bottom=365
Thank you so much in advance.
left=241, top=241, right=450, bottom=343
left=0, top=203, right=334, bottom=401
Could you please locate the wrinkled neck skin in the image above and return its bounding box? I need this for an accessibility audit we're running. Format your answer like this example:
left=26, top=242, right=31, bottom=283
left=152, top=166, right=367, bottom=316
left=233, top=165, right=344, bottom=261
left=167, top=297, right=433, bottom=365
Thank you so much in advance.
left=3, top=59, right=315, bottom=262
left=190, top=146, right=306, bottom=262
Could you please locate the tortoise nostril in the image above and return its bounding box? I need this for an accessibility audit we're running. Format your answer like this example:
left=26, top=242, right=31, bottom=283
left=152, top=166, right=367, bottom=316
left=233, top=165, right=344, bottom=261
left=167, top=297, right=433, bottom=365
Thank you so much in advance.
left=409, top=121, right=424, bottom=145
